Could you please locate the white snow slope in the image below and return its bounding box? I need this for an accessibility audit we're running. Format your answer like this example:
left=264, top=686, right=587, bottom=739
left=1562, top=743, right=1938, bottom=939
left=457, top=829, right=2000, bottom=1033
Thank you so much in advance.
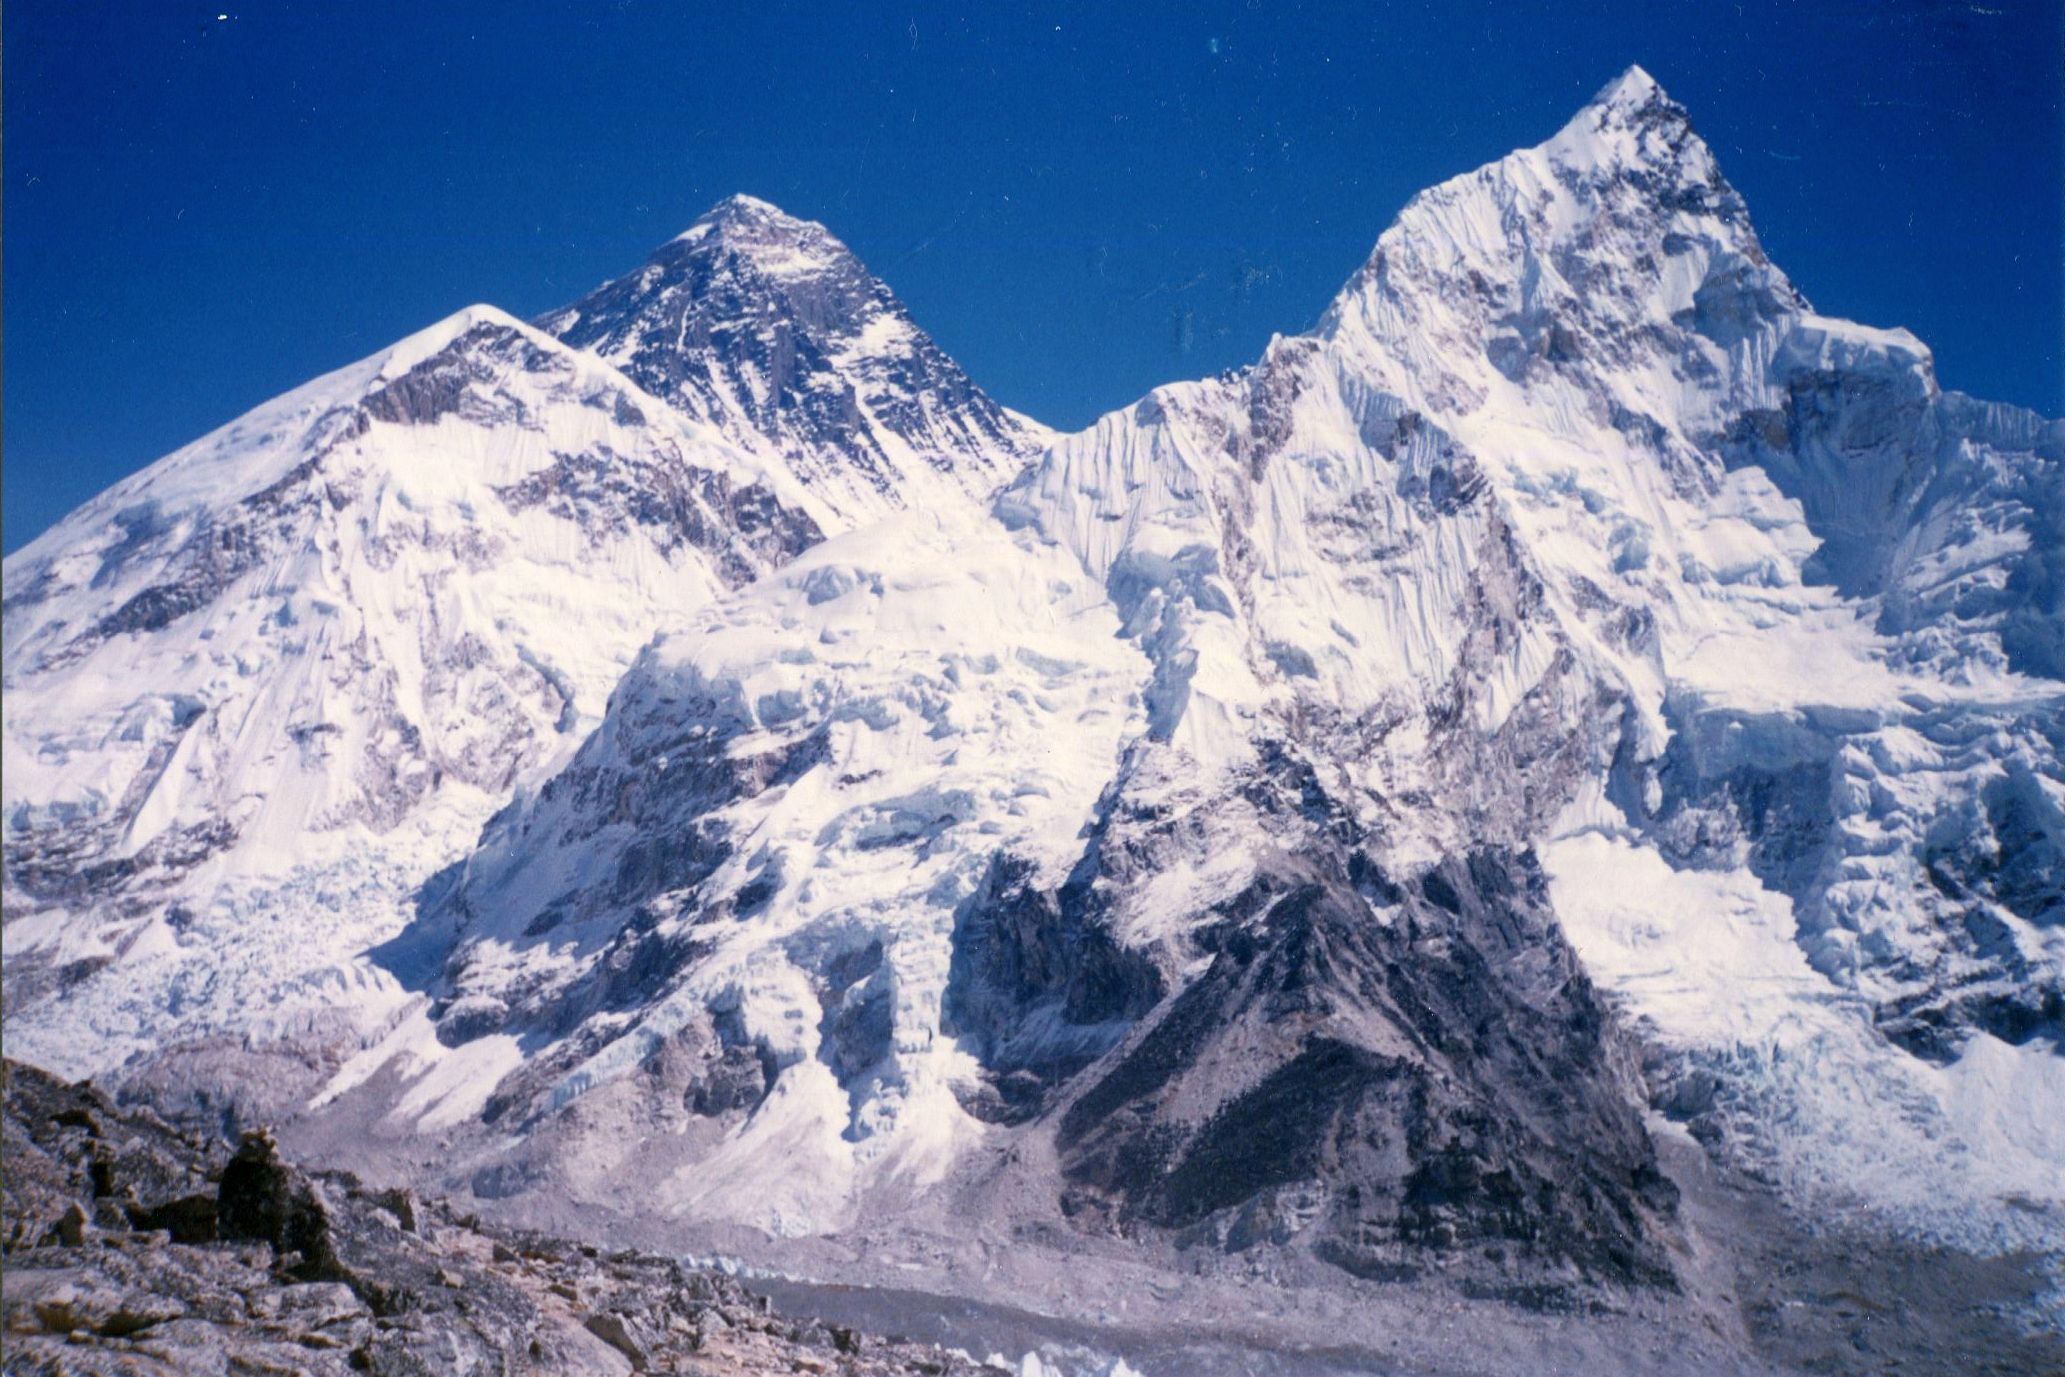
left=4, top=190, right=1052, bottom=1087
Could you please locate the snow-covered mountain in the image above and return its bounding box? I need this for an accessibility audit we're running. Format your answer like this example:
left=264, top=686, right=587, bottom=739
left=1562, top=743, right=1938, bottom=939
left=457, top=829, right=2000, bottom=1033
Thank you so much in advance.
left=298, top=65, right=2062, bottom=1289
left=5, top=65, right=2061, bottom=1328
left=538, top=194, right=1050, bottom=527
left=2, top=205, right=1042, bottom=1088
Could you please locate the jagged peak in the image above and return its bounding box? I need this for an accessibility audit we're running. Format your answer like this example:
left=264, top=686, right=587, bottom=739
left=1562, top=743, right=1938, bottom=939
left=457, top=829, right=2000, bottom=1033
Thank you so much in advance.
left=1541, top=62, right=1707, bottom=180
left=375, top=302, right=533, bottom=378
left=666, top=193, right=857, bottom=276
left=1321, top=63, right=1792, bottom=404
left=1589, top=63, right=1667, bottom=116
left=1319, top=62, right=1757, bottom=345
left=540, top=192, right=1035, bottom=527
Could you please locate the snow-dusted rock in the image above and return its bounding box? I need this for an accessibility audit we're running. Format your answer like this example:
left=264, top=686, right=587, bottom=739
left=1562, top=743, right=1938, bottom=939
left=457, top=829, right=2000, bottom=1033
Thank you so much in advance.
left=365, top=510, right=1146, bottom=1232
left=3, top=193, right=1049, bottom=1095
left=540, top=194, right=1050, bottom=528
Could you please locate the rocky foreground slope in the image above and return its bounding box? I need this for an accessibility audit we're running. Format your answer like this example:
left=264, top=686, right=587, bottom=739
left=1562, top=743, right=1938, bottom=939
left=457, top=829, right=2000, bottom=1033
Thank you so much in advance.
left=6, top=1058, right=2060, bottom=1377
left=1, top=1059, right=996, bottom=1375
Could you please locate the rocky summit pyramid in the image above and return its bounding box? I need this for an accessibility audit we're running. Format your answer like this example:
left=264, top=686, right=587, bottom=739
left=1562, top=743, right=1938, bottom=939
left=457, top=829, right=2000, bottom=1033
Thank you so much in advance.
left=538, top=193, right=1051, bottom=528
left=4, top=67, right=2061, bottom=1376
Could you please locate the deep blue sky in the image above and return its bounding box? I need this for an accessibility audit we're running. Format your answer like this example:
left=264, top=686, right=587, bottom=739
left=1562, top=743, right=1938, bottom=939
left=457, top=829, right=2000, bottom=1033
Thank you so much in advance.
left=5, top=1, right=2060, bottom=553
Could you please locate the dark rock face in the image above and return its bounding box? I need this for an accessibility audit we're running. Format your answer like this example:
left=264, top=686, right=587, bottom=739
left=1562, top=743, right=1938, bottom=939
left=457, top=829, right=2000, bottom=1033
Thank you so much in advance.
left=1048, top=850, right=1676, bottom=1297
left=943, top=850, right=1167, bottom=1125
left=945, top=315, right=1681, bottom=1293
left=425, top=720, right=829, bottom=1055
left=0, top=1060, right=991, bottom=1375
left=539, top=195, right=1041, bottom=514
left=362, top=321, right=562, bottom=428
left=932, top=650, right=1678, bottom=1298
left=494, top=447, right=822, bottom=587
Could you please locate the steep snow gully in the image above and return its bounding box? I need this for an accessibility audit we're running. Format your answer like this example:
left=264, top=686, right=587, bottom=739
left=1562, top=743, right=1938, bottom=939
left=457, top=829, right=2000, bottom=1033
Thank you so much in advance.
left=5, top=66, right=2061, bottom=1371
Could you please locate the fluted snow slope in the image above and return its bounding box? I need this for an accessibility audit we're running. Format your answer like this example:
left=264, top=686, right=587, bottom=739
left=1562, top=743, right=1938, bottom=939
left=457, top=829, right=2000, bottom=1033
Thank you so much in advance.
left=3, top=191, right=1053, bottom=1090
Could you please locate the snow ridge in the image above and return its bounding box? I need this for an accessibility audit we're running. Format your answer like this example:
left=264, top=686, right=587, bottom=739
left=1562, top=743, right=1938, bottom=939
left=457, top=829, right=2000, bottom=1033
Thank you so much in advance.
left=372, top=67, right=2063, bottom=1260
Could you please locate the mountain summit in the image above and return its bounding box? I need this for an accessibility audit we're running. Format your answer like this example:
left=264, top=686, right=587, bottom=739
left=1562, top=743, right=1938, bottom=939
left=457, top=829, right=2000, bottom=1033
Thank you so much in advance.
left=1, top=197, right=1051, bottom=1086
left=538, top=196, right=1048, bottom=528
